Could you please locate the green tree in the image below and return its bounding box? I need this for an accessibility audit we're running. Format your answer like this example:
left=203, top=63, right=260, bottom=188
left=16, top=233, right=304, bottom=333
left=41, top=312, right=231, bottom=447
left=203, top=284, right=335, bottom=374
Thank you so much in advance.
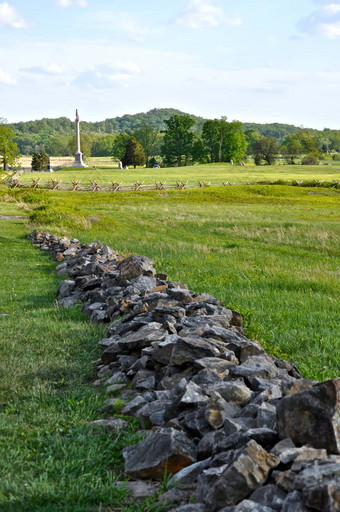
left=0, top=121, right=20, bottom=171
left=133, top=122, right=159, bottom=167
left=202, top=119, right=220, bottom=162
left=249, top=134, right=279, bottom=165
left=222, top=121, right=248, bottom=163
left=31, top=152, right=42, bottom=172
left=281, top=134, right=303, bottom=164
left=91, top=134, right=116, bottom=157
left=31, top=150, right=49, bottom=172
left=112, top=133, right=130, bottom=161
left=122, top=136, right=146, bottom=168
left=161, top=115, right=195, bottom=167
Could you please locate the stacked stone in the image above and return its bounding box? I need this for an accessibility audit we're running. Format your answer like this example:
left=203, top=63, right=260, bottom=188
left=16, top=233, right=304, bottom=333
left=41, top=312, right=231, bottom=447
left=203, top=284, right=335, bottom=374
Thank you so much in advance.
left=29, top=230, right=340, bottom=512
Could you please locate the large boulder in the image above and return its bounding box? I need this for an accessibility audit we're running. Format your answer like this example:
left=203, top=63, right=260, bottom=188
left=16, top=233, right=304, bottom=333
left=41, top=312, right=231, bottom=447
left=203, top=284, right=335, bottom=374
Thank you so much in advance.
left=123, top=427, right=197, bottom=480
left=277, top=379, right=340, bottom=454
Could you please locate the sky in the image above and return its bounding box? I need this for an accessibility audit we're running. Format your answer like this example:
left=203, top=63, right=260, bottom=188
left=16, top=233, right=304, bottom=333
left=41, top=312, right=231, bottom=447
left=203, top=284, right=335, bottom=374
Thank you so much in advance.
left=1, top=0, right=340, bottom=128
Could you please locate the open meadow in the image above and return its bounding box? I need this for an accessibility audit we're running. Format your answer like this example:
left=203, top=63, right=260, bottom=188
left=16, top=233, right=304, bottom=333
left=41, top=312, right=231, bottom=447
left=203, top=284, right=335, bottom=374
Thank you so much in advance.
left=0, top=176, right=339, bottom=510
left=15, top=161, right=340, bottom=190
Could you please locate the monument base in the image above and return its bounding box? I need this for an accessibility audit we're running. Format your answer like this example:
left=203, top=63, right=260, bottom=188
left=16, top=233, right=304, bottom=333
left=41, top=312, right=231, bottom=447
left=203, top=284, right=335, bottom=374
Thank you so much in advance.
left=72, top=152, right=87, bottom=168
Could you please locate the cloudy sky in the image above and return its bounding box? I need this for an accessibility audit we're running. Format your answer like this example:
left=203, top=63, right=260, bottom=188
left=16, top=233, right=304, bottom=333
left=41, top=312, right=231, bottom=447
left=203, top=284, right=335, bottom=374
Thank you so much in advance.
left=1, top=0, right=340, bottom=128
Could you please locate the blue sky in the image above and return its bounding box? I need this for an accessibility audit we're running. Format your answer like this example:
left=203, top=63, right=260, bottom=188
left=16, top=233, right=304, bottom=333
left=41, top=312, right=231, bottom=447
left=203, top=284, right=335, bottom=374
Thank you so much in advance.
left=1, top=0, right=340, bottom=128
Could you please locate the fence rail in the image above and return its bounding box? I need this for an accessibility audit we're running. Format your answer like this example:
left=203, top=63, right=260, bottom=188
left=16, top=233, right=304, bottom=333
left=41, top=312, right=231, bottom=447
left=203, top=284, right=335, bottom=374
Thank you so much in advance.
left=2, top=177, right=340, bottom=192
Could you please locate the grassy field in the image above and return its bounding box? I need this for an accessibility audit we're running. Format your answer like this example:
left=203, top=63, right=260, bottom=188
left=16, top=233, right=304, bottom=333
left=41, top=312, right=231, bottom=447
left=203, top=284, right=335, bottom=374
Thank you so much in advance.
left=14, top=161, right=340, bottom=190
left=0, top=178, right=339, bottom=509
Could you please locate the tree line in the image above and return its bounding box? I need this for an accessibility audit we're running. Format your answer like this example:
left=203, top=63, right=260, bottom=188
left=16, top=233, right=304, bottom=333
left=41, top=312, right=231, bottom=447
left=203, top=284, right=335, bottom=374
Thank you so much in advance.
left=8, top=108, right=340, bottom=159
left=1, top=113, right=340, bottom=171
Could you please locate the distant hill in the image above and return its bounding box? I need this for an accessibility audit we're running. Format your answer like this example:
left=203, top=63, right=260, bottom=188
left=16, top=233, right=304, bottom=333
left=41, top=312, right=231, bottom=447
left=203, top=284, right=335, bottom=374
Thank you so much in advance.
left=8, top=108, right=335, bottom=156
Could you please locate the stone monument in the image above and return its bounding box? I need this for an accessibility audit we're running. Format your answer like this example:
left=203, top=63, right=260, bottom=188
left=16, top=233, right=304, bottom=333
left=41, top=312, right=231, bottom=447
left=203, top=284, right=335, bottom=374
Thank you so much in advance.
left=72, top=109, right=87, bottom=168
left=46, top=158, right=54, bottom=172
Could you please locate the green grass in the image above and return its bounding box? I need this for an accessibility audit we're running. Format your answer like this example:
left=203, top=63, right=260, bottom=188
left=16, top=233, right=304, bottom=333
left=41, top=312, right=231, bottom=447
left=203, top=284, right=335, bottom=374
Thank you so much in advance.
left=0, top=178, right=339, bottom=509
left=0, top=208, right=164, bottom=511
left=15, top=162, right=340, bottom=190
left=2, top=183, right=339, bottom=379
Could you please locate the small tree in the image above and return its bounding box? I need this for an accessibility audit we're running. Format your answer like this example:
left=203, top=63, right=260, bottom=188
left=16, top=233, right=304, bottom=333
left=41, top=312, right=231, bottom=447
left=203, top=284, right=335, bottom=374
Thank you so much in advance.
left=122, top=136, right=146, bottom=168
left=0, top=122, right=20, bottom=171
left=281, top=134, right=303, bottom=164
left=161, top=115, right=195, bottom=167
left=31, top=150, right=49, bottom=171
left=112, top=133, right=130, bottom=161
left=249, top=134, right=278, bottom=165
left=134, top=122, right=159, bottom=167
left=40, top=150, right=49, bottom=170
left=31, top=152, right=42, bottom=172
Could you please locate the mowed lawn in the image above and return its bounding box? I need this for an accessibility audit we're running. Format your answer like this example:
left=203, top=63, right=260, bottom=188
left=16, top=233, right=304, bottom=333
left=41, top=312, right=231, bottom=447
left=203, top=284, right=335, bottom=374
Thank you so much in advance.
left=16, top=161, right=340, bottom=190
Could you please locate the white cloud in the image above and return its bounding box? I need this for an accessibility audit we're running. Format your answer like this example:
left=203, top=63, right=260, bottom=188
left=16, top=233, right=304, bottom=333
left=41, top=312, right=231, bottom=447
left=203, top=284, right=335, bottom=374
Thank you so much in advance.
left=55, top=0, right=87, bottom=7
left=298, top=3, right=340, bottom=38
left=323, top=4, right=340, bottom=15
left=0, top=67, right=16, bottom=84
left=80, top=10, right=149, bottom=42
left=73, top=62, right=141, bottom=89
left=174, top=0, right=242, bottom=29
left=0, top=2, right=28, bottom=29
left=319, top=20, right=340, bottom=37
left=21, top=62, right=63, bottom=75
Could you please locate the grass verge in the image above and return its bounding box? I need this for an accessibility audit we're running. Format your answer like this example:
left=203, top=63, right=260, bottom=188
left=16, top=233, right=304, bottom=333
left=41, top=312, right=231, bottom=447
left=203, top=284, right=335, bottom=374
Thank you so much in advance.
left=0, top=209, right=163, bottom=511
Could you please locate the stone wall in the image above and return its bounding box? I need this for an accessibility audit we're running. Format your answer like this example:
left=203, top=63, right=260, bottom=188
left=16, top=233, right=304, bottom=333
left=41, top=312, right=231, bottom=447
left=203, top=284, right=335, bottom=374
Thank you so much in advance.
left=28, top=230, right=340, bottom=512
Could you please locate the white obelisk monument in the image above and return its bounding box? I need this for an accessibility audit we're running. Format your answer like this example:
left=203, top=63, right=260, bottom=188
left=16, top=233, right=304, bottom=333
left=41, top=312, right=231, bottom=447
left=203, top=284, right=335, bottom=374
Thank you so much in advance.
left=72, top=109, right=87, bottom=167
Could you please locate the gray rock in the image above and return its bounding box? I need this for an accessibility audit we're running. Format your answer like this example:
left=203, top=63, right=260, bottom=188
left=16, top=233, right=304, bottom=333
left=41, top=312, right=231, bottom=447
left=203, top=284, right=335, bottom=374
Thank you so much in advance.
left=171, top=336, right=221, bottom=366
left=197, top=440, right=279, bottom=510
left=183, top=407, right=213, bottom=437
left=57, top=296, right=78, bottom=308
left=277, top=378, right=340, bottom=454
left=271, top=438, right=306, bottom=465
left=123, top=427, right=198, bottom=480
left=88, top=417, right=128, bottom=431
left=194, top=357, right=236, bottom=378
left=230, top=500, right=276, bottom=512
left=256, top=402, right=277, bottom=430
left=192, top=369, right=224, bottom=393
left=57, top=279, right=75, bottom=299
left=153, top=335, right=179, bottom=365
left=168, top=458, right=211, bottom=485
left=121, top=395, right=147, bottom=415
left=101, top=340, right=122, bottom=363
left=250, top=484, right=287, bottom=511
left=281, top=491, right=309, bottom=512
left=302, top=480, right=340, bottom=512
left=137, top=400, right=172, bottom=427
left=175, top=505, right=207, bottom=512
left=212, top=381, right=252, bottom=405
left=131, top=369, right=157, bottom=390
left=156, top=487, right=193, bottom=506
left=180, top=314, right=232, bottom=331
left=105, top=371, right=128, bottom=384
left=118, top=323, right=167, bottom=351
left=130, top=275, right=157, bottom=292
left=224, top=417, right=256, bottom=436
left=231, top=356, right=278, bottom=381
left=179, top=381, right=208, bottom=406
left=198, top=430, right=227, bottom=459
left=117, top=254, right=155, bottom=280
